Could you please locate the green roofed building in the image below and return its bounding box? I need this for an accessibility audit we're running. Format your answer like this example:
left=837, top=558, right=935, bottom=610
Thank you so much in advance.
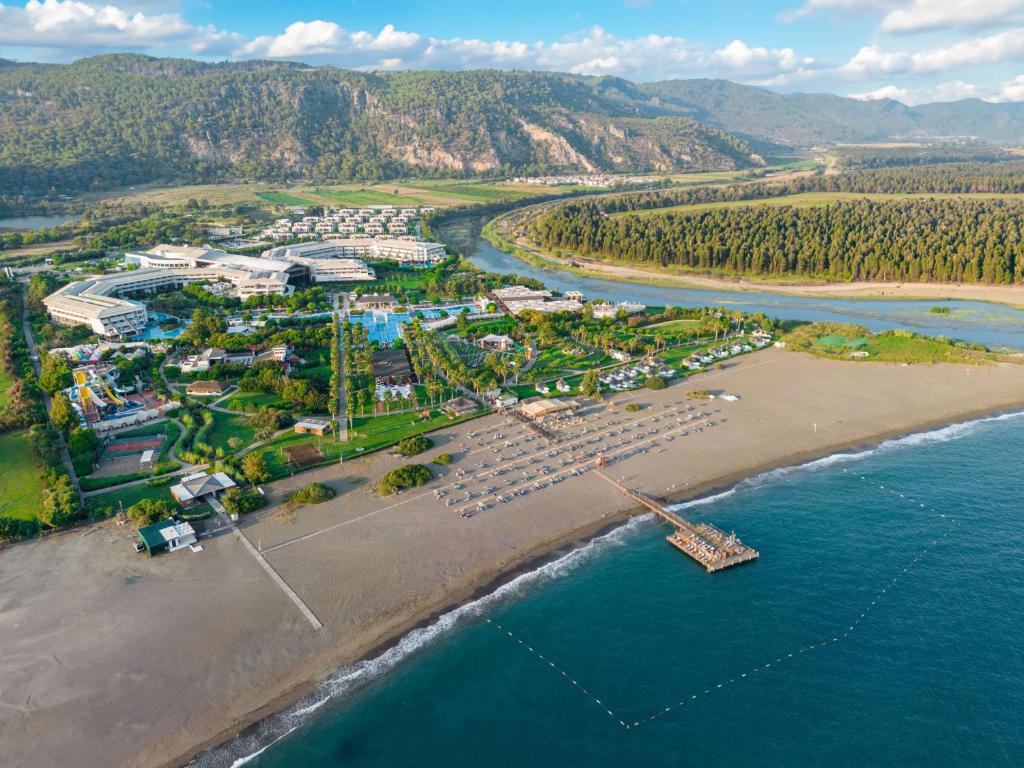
left=138, top=519, right=197, bottom=556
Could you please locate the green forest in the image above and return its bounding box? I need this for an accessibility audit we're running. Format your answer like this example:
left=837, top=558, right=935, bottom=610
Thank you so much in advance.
left=0, top=55, right=755, bottom=203
left=532, top=197, right=1024, bottom=283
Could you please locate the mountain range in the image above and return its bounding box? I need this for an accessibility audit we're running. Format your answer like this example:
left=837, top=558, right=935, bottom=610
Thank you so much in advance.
left=0, top=54, right=1022, bottom=199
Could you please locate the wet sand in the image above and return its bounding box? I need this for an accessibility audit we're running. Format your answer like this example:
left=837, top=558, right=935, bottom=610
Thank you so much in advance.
left=2, top=349, right=1024, bottom=768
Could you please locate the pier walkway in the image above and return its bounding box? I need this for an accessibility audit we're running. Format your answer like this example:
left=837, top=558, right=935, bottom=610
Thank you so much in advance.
left=595, top=470, right=758, bottom=573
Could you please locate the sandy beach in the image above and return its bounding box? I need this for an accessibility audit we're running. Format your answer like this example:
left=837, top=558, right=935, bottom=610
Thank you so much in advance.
left=2, top=348, right=1024, bottom=768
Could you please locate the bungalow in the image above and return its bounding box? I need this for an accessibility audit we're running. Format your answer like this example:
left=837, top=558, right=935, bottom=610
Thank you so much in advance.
left=354, top=293, right=398, bottom=312
left=555, top=378, right=571, bottom=393
left=294, top=419, right=332, bottom=435
left=609, top=349, right=632, bottom=363
left=137, top=518, right=197, bottom=556
left=536, top=383, right=550, bottom=395
left=489, top=391, right=519, bottom=409
left=170, top=471, right=237, bottom=508
left=477, top=334, right=514, bottom=352
left=443, top=396, right=478, bottom=417
left=186, top=380, right=227, bottom=397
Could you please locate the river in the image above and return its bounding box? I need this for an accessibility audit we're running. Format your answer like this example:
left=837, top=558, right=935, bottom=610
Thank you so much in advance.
left=439, top=215, right=1024, bottom=350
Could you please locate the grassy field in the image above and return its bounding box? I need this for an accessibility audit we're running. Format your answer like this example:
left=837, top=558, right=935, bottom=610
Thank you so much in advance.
left=256, top=408, right=483, bottom=481
left=789, top=323, right=997, bottom=365
left=615, top=191, right=1024, bottom=218
left=255, top=191, right=318, bottom=206
left=219, top=391, right=287, bottom=412
left=206, top=410, right=258, bottom=452
left=645, top=318, right=703, bottom=332
left=0, top=367, right=13, bottom=409
left=83, top=478, right=175, bottom=516
left=0, top=431, right=48, bottom=522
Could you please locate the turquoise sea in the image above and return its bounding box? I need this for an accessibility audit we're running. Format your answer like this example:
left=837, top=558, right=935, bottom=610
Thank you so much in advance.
left=199, top=411, right=1024, bottom=768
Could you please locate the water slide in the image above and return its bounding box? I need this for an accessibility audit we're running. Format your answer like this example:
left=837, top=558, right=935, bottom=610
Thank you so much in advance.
left=101, top=381, right=126, bottom=405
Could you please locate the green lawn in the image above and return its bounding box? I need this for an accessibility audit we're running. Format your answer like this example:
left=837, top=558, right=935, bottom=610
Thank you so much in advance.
left=220, top=391, right=287, bottom=412
left=83, top=479, right=175, bottom=517
left=0, top=431, right=48, bottom=522
left=0, top=367, right=13, bottom=409
left=256, top=407, right=485, bottom=480
left=206, top=410, right=258, bottom=452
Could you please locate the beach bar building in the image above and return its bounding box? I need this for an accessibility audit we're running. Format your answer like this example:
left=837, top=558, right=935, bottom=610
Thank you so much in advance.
left=170, top=471, right=236, bottom=508
left=137, top=519, right=197, bottom=556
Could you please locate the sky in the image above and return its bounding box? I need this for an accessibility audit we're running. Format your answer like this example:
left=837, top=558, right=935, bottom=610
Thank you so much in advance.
left=1, top=0, right=1024, bottom=105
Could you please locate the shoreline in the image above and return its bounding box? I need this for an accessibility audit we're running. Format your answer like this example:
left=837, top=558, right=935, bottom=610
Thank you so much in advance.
left=478, top=213, right=1024, bottom=310
left=179, top=399, right=1024, bottom=768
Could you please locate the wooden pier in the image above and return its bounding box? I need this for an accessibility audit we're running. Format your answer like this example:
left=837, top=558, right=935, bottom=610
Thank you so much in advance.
left=595, top=470, right=759, bottom=573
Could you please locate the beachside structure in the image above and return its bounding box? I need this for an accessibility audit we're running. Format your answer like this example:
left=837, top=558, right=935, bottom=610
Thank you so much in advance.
left=170, top=471, right=236, bottom=508
left=519, top=397, right=579, bottom=420
left=443, top=397, right=478, bottom=417
left=137, top=519, right=198, bottom=556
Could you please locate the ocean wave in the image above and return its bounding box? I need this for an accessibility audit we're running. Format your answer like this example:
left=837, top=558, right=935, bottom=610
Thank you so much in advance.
left=670, top=409, right=1023, bottom=512
left=192, top=513, right=655, bottom=768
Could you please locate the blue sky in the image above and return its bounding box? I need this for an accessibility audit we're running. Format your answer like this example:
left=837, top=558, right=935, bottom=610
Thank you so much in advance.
left=1, top=0, right=1023, bottom=104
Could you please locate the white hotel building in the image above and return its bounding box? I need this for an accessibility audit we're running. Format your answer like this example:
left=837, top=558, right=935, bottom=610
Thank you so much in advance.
left=43, top=244, right=377, bottom=338
left=262, top=238, right=447, bottom=267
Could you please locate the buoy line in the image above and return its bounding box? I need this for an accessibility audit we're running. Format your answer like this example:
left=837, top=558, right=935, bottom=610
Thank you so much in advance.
left=484, top=469, right=959, bottom=731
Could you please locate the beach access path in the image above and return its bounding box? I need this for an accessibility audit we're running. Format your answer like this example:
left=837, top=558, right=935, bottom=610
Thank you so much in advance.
left=3, top=348, right=1024, bottom=768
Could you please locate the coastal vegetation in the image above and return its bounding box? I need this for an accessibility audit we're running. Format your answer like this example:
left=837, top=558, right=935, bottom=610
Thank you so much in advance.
left=376, top=464, right=433, bottom=496
left=290, top=482, right=336, bottom=505
left=786, top=323, right=997, bottom=365
left=532, top=197, right=1024, bottom=283
left=395, top=434, right=433, bottom=457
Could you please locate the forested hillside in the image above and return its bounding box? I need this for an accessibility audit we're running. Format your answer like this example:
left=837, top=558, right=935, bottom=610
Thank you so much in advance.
left=0, top=55, right=758, bottom=199
left=532, top=197, right=1024, bottom=284
left=638, top=79, right=1024, bottom=146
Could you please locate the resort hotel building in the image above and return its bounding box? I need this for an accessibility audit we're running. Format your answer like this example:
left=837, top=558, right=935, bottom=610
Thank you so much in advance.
left=262, top=238, right=447, bottom=267
left=42, top=242, right=379, bottom=338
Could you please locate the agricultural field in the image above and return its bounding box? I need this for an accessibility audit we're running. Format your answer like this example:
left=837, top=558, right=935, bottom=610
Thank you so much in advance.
left=0, top=431, right=48, bottom=522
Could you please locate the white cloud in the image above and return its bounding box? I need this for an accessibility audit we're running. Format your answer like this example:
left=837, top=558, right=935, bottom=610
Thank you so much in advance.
left=880, top=0, right=1024, bottom=34
left=0, top=0, right=238, bottom=52
left=839, top=28, right=1024, bottom=77
left=237, top=24, right=811, bottom=82
left=850, top=79, right=980, bottom=104
left=713, top=39, right=810, bottom=72
left=993, top=73, right=1024, bottom=100
left=780, top=0, right=893, bottom=23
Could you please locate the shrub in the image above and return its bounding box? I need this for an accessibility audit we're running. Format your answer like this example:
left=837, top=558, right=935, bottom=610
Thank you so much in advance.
left=153, top=460, right=181, bottom=475
left=433, top=453, right=453, bottom=466
left=646, top=375, right=667, bottom=390
left=290, top=482, right=336, bottom=504
left=687, top=390, right=713, bottom=400
left=625, top=403, right=641, bottom=413
left=395, top=434, right=432, bottom=457
left=377, top=464, right=432, bottom=496
left=127, top=498, right=173, bottom=527
left=0, top=516, right=41, bottom=540
left=221, top=488, right=265, bottom=516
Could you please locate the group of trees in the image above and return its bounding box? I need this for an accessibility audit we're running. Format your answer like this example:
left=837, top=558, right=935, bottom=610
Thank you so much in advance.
left=534, top=197, right=1024, bottom=284
left=0, top=281, right=45, bottom=431
left=238, top=362, right=331, bottom=414
left=376, top=464, right=433, bottom=496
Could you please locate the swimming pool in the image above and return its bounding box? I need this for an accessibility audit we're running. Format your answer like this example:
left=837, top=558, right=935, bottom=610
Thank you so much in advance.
left=348, top=304, right=479, bottom=344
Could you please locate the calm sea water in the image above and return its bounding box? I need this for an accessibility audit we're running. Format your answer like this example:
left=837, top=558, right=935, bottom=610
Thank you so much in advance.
left=200, top=411, right=1024, bottom=768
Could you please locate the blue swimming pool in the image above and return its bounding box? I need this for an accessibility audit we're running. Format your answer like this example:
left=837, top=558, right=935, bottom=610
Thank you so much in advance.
left=348, top=304, right=479, bottom=344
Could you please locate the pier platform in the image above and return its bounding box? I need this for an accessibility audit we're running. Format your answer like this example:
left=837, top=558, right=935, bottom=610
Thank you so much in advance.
left=595, top=470, right=759, bottom=573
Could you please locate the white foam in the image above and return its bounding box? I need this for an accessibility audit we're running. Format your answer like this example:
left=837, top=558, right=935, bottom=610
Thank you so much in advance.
left=671, top=409, right=1023, bottom=512
left=201, top=513, right=654, bottom=768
